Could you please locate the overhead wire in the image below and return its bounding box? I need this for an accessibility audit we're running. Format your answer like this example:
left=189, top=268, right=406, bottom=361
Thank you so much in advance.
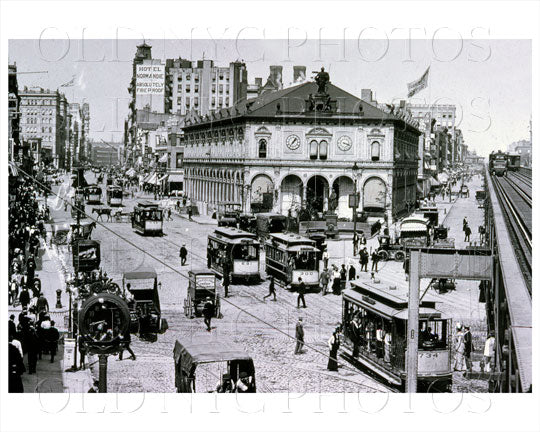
left=17, top=167, right=393, bottom=393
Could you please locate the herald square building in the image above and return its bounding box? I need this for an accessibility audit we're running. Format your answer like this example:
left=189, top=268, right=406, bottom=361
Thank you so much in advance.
left=182, top=79, right=421, bottom=225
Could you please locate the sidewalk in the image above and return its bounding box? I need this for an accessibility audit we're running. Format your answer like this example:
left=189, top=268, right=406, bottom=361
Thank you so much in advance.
left=14, top=186, right=95, bottom=393
left=20, top=342, right=94, bottom=393
left=173, top=210, right=217, bottom=226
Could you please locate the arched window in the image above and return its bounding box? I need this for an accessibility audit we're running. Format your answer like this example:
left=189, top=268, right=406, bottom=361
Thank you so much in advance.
left=319, top=140, right=328, bottom=160
left=371, top=141, right=380, bottom=161
left=258, top=139, right=267, bottom=158
left=310, top=140, right=318, bottom=159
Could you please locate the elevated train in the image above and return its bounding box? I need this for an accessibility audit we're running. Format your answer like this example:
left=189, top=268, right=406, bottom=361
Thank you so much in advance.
left=488, top=151, right=521, bottom=176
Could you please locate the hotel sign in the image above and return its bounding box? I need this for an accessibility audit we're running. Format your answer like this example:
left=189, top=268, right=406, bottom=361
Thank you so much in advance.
left=136, top=64, right=165, bottom=95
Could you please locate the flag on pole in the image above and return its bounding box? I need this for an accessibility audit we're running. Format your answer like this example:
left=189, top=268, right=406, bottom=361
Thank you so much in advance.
left=60, top=75, right=75, bottom=88
left=407, top=67, right=429, bottom=98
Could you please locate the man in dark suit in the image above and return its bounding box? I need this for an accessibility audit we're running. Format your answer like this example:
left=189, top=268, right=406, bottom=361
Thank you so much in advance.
left=179, top=244, right=188, bottom=266
left=8, top=315, right=17, bottom=340
left=46, top=321, right=60, bottom=363
left=202, top=297, right=215, bottom=332
left=294, top=317, right=304, bottom=354
left=9, top=335, right=25, bottom=393
left=296, top=278, right=307, bottom=308
left=19, top=288, right=31, bottom=310
left=464, top=326, right=473, bottom=372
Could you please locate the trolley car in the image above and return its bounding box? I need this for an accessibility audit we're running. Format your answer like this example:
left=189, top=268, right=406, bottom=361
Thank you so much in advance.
left=132, top=201, right=163, bottom=236
left=107, top=186, right=123, bottom=206
left=265, top=233, right=319, bottom=290
left=207, top=227, right=261, bottom=283
left=85, top=185, right=102, bottom=204
left=342, top=280, right=452, bottom=392
left=399, top=216, right=430, bottom=247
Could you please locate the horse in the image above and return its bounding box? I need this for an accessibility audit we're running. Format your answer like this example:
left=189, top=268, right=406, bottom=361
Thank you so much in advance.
left=91, top=207, right=113, bottom=222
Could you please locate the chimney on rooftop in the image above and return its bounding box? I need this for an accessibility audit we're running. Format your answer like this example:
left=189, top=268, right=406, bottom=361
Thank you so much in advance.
left=255, top=77, right=262, bottom=87
left=361, top=89, right=373, bottom=103
left=293, top=66, right=306, bottom=83
left=269, top=65, right=283, bottom=90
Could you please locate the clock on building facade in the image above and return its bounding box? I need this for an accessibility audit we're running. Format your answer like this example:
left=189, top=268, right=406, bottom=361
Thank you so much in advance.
left=337, top=135, right=352, bottom=151
left=286, top=134, right=301, bottom=150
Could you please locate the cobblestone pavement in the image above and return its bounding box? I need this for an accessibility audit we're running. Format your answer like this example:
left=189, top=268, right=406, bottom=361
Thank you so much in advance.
left=47, top=173, right=390, bottom=393
left=43, top=172, right=488, bottom=393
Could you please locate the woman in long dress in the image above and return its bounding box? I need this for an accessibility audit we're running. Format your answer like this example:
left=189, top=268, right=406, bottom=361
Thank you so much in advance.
left=454, top=325, right=466, bottom=371
left=327, top=328, right=341, bottom=371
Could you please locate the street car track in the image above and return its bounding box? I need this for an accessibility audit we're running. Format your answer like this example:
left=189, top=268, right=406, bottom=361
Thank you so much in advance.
left=91, top=220, right=395, bottom=392
left=21, top=172, right=408, bottom=393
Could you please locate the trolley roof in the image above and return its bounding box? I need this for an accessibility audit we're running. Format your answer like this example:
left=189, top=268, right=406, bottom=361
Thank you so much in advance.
left=210, top=226, right=259, bottom=241
left=136, top=201, right=159, bottom=208
left=173, top=338, right=253, bottom=371
left=267, top=232, right=316, bottom=246
left=347, top=280, right=443, bottom=317
left=400, top=216, right=429, bottom=232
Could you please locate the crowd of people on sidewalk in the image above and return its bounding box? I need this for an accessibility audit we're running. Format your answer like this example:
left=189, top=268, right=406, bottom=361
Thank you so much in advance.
left=9, top=311, right=60, bottom=392
left=8, top=172, right=60, bottom=392
left=9, top=175, right=49, bottom=307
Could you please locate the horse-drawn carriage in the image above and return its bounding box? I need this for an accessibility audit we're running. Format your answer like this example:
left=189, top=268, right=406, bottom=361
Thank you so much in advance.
left=52, top=220, right=96, bottom=245
left=122, top=265, right=168, bottom=340
left=183, top=269, right=221, bottom=319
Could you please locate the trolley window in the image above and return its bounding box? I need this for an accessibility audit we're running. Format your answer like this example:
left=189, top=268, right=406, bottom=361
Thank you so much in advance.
left=419, top=319, right=448, bottom=350
left=232, top=243, right=259, bottom=261
left=291, top=249, right=318, bottom=271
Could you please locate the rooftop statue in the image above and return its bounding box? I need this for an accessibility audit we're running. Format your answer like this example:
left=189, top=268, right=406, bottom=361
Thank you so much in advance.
left=314, top=67, right=330, bottom=94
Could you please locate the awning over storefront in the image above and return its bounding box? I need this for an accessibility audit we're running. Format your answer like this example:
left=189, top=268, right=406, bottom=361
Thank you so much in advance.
left=8, top=161, right=18, bottom=177
left=438, top=172, right=449, bottom=183
left=126, top=168, right=136, bottom=177
left=146, top=173, right=158, bottom=184
left=158, top=174, right=168, bottom=183
left=168, top=174, right=184, bottom=183
left=431, top=177, right=440, bottom=186
left=158, top=153, right=168, bottom=163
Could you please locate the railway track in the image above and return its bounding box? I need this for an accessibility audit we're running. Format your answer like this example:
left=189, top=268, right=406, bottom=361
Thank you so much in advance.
left=491, top=173, right=532, bottom=292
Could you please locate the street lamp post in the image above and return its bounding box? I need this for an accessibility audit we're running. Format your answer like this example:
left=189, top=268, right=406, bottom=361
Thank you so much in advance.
left=351, top=162, right=360, bottom=256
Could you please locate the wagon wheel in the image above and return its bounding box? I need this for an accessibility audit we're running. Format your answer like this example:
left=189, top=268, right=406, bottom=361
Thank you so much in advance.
left=107, top=282, right=120, bottom=294
left=394, top=251, right=405, bottom=262
left=377, top=250, right=389, bottom=261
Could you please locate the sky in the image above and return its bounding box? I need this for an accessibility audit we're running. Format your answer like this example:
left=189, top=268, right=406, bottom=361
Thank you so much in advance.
left=8, top=39, right=532, bottom=156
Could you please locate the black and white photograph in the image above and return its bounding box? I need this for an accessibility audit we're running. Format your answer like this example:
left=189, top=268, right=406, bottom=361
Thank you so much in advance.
left=1, top=1, right=538, bottom=432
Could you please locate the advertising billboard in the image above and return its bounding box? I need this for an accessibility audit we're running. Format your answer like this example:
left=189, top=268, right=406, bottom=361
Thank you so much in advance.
left=136, top=64, right=165, bottom=95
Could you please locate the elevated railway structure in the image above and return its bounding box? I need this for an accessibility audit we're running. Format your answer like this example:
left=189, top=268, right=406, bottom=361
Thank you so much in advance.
left=484, top=166, right=532, bottom=392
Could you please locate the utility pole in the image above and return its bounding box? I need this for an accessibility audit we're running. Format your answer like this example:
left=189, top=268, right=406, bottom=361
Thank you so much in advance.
left=98, top=354, right=108, bottom=392
left=406, top=249, right=421, bottom=393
